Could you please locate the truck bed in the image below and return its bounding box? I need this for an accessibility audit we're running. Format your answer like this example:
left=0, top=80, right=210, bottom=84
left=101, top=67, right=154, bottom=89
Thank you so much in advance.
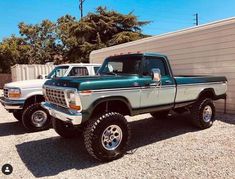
left=174, top=75, right=227, bottom=105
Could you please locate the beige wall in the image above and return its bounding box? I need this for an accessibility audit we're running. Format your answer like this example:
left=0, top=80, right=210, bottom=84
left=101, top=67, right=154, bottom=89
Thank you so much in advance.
left=90, top=18, right=235, bottom=114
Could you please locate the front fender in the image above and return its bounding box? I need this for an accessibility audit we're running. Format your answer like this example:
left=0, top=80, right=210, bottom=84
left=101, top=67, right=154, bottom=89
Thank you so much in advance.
left=82, top=96, right=133, bottom=121
left=21, top=88, right=43, bottom=100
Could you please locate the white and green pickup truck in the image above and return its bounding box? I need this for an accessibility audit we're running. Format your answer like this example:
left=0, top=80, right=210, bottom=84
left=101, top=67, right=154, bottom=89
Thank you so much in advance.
left=42, top=53, right=227, bottom=161
left=0, top=63, right=101, bottom=131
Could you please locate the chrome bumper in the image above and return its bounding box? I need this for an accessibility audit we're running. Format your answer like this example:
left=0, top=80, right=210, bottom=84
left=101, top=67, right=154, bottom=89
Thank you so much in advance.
left=0, top=96, right=25, bottom=110
left=41, top=102, right=82, bottom=125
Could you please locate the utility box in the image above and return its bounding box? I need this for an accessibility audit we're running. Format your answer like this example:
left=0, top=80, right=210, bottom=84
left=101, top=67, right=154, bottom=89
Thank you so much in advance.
left=90, top=17, right=235, bottom=114
left=11, top=64, right=54, bottom=81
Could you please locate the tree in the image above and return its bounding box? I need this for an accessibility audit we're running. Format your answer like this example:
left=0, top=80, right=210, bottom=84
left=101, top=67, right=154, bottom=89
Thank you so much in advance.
left=0, top=36, right=31, bottom=73
left=0, top=6, right=150, bottom=72
left=18, top=19, right=59, bottom=64
left=66, top=6, right=150, bottom=62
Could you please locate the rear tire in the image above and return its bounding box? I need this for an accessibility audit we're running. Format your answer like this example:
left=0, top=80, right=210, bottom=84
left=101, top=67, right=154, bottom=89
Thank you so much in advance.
left=52, top=118, right=81, bottom=138
left=84, top=112, right=130, bottom=162
left=151, top=110, right=169, bottom=120
left=190, top=98, right=215, bottom=129
left=13, top=110, right=23, bottom=121
left=22, top=103, right=51, bottom=132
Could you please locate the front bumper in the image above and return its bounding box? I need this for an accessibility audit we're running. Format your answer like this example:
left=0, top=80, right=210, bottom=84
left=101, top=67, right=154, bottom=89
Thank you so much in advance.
left=41, top=102, right=82, bottom=125
left=0, top=96, right=25, bottom=110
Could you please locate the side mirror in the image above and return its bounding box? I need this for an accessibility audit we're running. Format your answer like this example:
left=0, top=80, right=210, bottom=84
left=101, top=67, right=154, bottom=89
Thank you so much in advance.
left=151, top=68, right=161, bottom=82
left=37, top=74, right=47, bottom=79
left=37, top=75, right=44, bottom=79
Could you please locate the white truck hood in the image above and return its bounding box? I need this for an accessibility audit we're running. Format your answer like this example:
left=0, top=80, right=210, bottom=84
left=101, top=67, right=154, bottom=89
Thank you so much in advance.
left=5, top=79, right=48, bottom=89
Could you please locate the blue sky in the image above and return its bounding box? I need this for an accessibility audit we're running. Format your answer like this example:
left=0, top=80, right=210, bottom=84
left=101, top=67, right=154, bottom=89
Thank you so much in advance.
left=1, top=0, right=235, bottom=41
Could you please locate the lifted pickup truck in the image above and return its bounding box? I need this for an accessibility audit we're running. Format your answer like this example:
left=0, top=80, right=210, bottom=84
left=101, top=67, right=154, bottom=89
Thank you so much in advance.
left=42, top=53, right=227, bottom=161
left=0, top=63, right=100, bottom=131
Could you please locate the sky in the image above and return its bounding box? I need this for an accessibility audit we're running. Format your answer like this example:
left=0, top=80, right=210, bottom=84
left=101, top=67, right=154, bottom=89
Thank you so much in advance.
left=1, top=0, right=235, bottom=41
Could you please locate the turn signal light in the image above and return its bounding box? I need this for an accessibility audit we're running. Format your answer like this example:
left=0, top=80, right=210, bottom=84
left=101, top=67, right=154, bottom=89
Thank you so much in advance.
left=69, top=104, right=81, bottom=110
left=9, top=93, right=21, bottom=98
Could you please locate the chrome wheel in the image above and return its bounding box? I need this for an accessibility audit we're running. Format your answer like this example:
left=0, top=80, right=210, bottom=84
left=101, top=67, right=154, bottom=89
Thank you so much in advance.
left=203, top=105, right=212, bottom=122
left=31, top=110, right=48, bottom=127
left=101, top=125, right=123, bottom=151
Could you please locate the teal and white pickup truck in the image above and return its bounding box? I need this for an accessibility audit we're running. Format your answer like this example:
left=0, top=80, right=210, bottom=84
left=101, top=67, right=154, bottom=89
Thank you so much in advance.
left=42, top=53, right=227, bottom=161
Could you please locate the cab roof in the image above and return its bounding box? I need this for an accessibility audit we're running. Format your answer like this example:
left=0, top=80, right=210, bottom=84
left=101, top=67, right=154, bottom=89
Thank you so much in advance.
left=108, top=52, right=167, bottom=59
left=57, top=63, right=101, bottom=67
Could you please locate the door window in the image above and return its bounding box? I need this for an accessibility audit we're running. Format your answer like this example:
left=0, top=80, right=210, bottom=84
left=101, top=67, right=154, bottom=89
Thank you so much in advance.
left=68, top=67, right=89, bottom=76
left=143, top=57, right=168, bottom=76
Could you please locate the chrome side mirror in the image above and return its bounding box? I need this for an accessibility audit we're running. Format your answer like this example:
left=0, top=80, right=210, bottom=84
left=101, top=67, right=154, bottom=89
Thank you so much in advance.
left=151, top=68, right=161, bottom=83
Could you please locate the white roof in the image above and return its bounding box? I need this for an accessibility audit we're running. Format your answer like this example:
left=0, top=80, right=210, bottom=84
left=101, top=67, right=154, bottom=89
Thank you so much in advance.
left=11, top=63, right=101, bottom=68
left=91, top=17, right=235, bottom=55
left=57, top=63, right=101, bottom=66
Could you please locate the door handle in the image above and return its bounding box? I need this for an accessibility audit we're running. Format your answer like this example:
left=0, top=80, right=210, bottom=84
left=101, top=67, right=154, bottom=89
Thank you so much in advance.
left=165, top=80, right=172, bottom=84
left=149, top=82, right=160, bottom=86
left=145, top=82, right=160, bottom=87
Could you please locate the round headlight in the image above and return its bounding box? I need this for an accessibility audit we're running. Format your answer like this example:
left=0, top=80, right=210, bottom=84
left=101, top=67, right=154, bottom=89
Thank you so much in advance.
left=66, top=90, right=81, bottom=111
left=66, top=90, right=76, bottom=103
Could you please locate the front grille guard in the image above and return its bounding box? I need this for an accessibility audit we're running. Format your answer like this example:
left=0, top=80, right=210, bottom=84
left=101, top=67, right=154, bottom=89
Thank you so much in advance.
left=43, top=85, right=77, bottom=109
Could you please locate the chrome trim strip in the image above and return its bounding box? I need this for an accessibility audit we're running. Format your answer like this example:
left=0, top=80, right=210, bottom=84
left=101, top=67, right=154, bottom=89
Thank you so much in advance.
left=91, top=86, right=141, bottom=92
left=91, top=85, right=176, bottom=93
left=177, top=81, right=226, bottom=87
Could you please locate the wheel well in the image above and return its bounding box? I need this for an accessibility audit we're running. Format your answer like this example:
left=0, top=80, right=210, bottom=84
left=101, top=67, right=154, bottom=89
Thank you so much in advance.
left=198, top=89, right=215, bottom=100
left=90, top=100, right=131, bottom=118
left=24, top=95, right=45, bottom=109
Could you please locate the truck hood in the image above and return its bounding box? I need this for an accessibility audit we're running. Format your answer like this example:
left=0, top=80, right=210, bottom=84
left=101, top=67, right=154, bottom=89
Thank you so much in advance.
left=5, top=79, right=48, bottom=89
left=44, top=75, right=141, bottom=90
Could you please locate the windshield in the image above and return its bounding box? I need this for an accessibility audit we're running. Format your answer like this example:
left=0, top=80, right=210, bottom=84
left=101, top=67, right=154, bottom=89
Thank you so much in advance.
left=98, top=56, right=142, bottom=75
left=47, top=66, right=69, bottom=79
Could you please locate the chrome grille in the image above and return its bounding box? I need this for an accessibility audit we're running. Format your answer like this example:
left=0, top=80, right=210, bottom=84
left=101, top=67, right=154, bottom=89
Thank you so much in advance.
left=45, top=87, right=67, bottom=107
left=3, top=88, right=8, bottom=98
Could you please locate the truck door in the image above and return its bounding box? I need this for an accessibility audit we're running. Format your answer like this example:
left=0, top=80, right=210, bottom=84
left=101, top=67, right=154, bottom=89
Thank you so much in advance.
left=140, top=57, right=176, bottom=109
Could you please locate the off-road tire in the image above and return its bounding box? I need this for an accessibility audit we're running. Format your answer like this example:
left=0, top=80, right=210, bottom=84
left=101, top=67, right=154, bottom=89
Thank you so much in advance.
left=22, top=103, right=51, bottom=132
left=151, top=110, right=169, bottom=120
left=13, top=110, right=23, bottom=121
left=190, top=98, right=215, bottom=129
left=52, top=117, right=82, bottom=138
left=84, top=112, right=130, bottom=162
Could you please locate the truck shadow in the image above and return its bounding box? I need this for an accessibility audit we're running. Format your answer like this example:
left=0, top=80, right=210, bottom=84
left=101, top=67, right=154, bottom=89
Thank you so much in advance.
left=0, top=121, right=26, bottom=136
left=216, top=113, right=235, bottom=125
left=16, top=114, right=198, bottom=177
left=128, top=113, right=198, bottom=151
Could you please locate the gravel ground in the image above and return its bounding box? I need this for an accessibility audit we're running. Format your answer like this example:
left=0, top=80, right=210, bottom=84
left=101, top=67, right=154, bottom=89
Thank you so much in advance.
left=0, top=102, right=235, bottom=179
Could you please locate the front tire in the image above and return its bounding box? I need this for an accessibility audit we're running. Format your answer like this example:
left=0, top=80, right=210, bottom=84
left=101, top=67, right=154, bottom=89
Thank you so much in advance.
left=84, top=112, right=130, bottom=162
left=13, top=110, right=23, bottom=121
left=190, top=98, right=215, bottom=129
left=22, top=103, right=51, bottom=132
